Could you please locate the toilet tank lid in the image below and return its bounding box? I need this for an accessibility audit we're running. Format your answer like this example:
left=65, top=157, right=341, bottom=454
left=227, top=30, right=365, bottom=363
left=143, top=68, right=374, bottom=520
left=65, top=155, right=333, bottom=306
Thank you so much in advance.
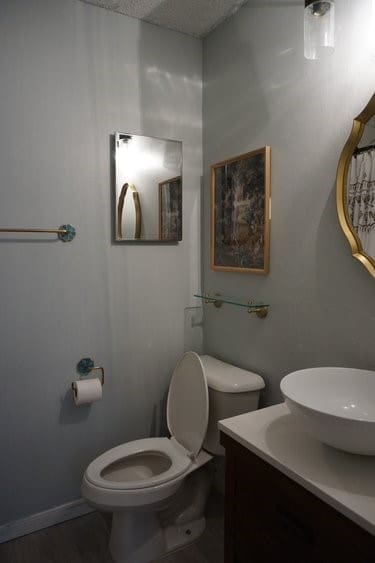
left=200, top=355, right=265, bottom=393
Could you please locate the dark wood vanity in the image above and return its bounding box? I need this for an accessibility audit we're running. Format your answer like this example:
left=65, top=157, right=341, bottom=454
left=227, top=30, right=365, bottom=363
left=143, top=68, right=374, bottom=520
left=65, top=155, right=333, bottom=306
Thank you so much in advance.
left=221, top=432, right=375, bottom=563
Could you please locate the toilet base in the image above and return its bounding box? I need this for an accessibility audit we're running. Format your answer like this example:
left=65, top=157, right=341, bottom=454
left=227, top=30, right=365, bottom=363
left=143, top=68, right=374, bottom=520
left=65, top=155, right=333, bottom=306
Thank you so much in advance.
left=163, top=516, right=206, bottom=554
left=109, top=465, right=211, bottom=563
left=109, top=510, right=165, bottom=563
left=109, top=513, right=206, bottom=563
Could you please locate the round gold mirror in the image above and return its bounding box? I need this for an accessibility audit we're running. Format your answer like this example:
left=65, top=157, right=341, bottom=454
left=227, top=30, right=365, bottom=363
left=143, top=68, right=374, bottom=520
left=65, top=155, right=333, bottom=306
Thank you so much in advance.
left=336, top=93, right=375, bottom=277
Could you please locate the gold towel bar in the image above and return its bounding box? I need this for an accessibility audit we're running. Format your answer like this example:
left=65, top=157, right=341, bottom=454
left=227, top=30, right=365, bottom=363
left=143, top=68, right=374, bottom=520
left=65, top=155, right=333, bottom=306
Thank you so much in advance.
left=0, top=224, right=76, bottom=242
left=0, top=227, right=65, bottom=233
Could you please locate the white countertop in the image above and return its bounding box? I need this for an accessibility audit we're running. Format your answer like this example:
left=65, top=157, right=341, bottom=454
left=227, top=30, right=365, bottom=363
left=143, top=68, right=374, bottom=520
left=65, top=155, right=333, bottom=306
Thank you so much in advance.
left=219, top=403, right=375, bottom=536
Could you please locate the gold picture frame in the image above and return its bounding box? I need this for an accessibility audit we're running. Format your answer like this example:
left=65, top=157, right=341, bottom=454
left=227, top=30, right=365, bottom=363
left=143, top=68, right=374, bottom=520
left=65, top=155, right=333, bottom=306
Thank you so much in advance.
left=211, top=146, right=271, bottom=274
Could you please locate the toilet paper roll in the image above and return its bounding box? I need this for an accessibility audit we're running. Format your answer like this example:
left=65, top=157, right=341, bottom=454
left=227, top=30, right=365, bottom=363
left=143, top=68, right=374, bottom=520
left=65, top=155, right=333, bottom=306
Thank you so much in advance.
left=72, top=378, right=102, bottom=406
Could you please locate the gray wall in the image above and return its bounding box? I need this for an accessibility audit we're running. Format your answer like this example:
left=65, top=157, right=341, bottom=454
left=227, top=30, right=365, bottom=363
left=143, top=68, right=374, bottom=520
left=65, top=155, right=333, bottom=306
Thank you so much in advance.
left=2, top=0, right=374, bottom=528
left=0, top=0, right=202, bottom=524
left=202, top=0, right=375, bottom=406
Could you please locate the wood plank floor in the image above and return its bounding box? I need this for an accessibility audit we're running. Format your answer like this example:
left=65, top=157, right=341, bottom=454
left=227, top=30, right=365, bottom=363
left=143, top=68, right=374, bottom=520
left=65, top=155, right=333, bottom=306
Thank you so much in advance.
left=0, top=492, right=224, bottom=563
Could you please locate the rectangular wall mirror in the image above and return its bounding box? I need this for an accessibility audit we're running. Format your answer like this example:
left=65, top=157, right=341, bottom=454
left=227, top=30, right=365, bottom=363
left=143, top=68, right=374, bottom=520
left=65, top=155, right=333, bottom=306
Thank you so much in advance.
left=115, top=132, right=183, bottom=242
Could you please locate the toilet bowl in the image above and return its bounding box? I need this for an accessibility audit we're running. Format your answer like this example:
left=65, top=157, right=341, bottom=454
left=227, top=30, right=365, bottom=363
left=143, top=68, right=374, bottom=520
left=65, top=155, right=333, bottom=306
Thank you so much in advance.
left=82, top=437, right=211, bottom=510
left=82, top=351, right=265, bottom=563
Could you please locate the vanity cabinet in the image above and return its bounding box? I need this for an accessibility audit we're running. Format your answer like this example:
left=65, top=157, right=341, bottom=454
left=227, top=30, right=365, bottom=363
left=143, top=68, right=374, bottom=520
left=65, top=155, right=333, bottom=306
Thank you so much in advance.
left=221, top=433, right=375, bottom=563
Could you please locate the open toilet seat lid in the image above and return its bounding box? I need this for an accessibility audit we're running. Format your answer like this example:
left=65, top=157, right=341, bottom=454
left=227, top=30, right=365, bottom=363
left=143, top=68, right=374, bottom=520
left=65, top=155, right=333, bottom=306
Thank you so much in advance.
left=167, top=351, right=209, bottom=458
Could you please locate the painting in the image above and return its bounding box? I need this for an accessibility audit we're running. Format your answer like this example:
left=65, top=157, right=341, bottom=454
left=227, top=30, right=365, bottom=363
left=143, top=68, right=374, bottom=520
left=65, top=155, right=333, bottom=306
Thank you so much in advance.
left=159, top=176, right=182, bottom=240
left=211, top=147, right=271, bottom=274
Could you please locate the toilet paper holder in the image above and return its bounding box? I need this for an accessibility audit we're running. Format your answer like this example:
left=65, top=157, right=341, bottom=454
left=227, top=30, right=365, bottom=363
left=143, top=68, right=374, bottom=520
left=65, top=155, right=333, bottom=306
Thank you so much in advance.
left=71, top=357, right=105, bottom=397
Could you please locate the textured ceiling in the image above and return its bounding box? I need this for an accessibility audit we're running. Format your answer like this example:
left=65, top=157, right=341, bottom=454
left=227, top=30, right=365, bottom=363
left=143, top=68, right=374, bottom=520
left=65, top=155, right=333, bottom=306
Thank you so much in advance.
left=78, top=0, right=249, bottom=38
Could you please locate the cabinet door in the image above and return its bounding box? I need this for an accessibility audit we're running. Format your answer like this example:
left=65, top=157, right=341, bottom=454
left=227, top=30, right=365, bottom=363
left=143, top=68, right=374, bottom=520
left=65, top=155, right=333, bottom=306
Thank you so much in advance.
left=222, top=435, right=375, bottom=563
left=234, top=459, right=317, bottom=563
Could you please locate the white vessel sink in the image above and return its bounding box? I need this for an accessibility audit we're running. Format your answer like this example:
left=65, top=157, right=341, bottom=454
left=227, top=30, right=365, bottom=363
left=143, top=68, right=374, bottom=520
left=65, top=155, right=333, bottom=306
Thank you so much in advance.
left=280, top=367, right=375, bottom=455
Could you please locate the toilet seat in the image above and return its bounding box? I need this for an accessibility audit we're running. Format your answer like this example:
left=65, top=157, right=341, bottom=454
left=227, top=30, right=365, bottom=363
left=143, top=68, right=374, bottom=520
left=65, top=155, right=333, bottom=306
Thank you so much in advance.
left=85, top=437, right=192, bottom=491
left=167, top=351, right=208, bottom=457
left=83, top=351, right=210, bottom=513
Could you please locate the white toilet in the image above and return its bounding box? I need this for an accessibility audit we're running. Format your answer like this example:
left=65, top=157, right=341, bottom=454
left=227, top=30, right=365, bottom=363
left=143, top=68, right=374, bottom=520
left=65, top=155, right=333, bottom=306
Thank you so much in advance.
left=82, top=351, right=265, bottom=563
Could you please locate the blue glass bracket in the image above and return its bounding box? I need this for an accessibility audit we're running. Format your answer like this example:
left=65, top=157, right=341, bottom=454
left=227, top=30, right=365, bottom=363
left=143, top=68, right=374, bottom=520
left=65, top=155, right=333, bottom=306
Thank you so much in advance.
left=77, top=357, right=95, bottom=375
left=58, top=224, right=76, bottom=242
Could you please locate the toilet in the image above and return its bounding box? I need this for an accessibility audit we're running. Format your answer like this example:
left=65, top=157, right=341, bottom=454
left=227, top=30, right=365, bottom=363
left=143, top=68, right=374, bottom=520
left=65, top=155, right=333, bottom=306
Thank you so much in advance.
left=82, top=351, right=265, bottom=563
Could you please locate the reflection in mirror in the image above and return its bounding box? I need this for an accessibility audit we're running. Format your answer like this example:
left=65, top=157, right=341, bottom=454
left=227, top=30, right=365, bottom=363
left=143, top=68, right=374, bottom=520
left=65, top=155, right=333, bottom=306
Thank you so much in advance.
left=347, top=116, right=375, bottom=258
left=115, top=133, right=182, bottom=241
left=159, top=177, right=182, bottom=240
left=336, top=93, right=375, bottom=277
left=117, top=183, right=141, bottom=239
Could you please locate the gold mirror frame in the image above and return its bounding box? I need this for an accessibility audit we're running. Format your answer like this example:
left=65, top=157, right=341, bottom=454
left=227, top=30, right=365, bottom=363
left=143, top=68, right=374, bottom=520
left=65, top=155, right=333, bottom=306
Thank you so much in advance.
left=117, top=183, right=142, bottom=240
left=336, top=93, right=375, bottom=278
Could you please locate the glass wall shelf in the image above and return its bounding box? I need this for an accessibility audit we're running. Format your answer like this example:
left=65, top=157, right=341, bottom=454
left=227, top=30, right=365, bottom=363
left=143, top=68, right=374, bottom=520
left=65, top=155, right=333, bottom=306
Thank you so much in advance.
left=194, top=293, right=269, bottom=319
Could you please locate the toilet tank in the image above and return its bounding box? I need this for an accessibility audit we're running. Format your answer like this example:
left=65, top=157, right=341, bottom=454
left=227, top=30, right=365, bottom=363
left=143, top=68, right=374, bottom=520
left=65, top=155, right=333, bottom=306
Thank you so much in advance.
left=200, top=355, right=265, bottom=456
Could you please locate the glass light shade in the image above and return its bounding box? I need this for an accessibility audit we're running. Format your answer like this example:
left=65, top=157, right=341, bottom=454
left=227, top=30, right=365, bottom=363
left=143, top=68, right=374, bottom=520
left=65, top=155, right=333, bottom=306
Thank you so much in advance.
left=371, top=0, right=375, bottom=60
left=304, top=1, right=335, bottom=60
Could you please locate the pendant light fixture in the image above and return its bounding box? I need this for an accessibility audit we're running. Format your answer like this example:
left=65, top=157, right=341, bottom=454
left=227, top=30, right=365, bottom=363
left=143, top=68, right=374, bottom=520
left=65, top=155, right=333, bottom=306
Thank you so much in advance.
left=371, top=0, right=375, bottom=60
left=304, top=1, right=335, bottom=60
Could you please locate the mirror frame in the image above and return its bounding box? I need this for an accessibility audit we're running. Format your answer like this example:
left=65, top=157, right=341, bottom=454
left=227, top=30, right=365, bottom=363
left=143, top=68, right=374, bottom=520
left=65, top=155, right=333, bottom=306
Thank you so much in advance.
left=336, top=93, right=375, bottom=277
left=117, top=183, right=142, bottom=240
left=114, top=131, right=183, bottom=243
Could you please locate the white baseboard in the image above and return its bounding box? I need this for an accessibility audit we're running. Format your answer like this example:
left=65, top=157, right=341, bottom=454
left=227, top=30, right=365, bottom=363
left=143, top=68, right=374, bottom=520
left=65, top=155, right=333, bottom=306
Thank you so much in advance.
left=0, top=498, right=95, bottom=544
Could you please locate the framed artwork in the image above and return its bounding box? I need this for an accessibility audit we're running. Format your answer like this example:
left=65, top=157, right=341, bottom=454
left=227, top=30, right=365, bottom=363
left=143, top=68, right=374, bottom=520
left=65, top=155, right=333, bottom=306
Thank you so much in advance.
left=159, top=176, right=182, bottom=240
left=211, top=146, right=271, bottom=274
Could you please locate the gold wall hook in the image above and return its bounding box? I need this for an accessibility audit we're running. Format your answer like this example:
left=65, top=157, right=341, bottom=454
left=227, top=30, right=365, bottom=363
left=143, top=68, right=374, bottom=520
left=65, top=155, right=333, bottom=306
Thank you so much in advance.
left=247, top=305, right=268, bottom=319
left=205, top=293, right=223, bottom=308
left=255, top=307, right=268, bottom=319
